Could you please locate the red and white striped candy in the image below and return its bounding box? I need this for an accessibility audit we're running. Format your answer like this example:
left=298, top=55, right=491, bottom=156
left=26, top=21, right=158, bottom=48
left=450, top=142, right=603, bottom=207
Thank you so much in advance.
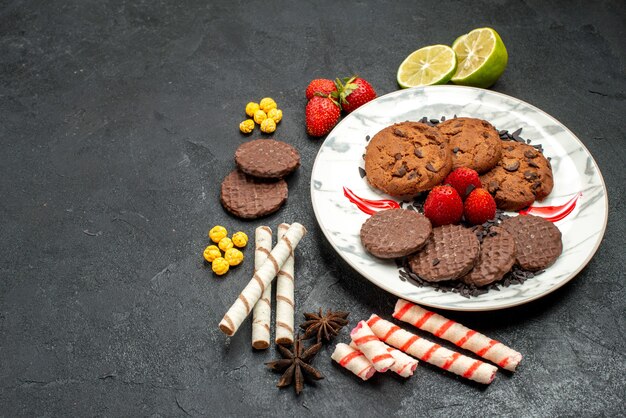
left=331, top=343, right=376, bottom=381
left=367, top=314, right=497, bottom=384
left=393, top=299, right=522, bottom=371
left=350, top=342, right=418, bottom=378
left=350, top=321, right=396, bottom=372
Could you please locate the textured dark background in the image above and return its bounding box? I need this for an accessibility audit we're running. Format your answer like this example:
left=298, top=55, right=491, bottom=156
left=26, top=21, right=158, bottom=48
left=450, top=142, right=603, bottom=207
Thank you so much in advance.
left=1, top=0, right=625, bottom=416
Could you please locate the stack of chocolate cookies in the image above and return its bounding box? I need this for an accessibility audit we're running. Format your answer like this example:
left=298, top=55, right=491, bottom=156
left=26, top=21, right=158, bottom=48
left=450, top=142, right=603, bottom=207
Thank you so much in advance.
left=220, top=139, right=300, bottom=219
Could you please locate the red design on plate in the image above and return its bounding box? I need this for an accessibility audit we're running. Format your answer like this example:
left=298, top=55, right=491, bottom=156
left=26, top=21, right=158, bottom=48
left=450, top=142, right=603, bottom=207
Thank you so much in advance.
left=343, top=187, right=399, bottom=215
left=519, top=192, right=582, bottom=222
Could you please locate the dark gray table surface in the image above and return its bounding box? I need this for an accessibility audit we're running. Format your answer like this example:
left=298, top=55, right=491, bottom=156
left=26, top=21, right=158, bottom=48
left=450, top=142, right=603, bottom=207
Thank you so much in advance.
left=1, top=0, right=625, bottom=416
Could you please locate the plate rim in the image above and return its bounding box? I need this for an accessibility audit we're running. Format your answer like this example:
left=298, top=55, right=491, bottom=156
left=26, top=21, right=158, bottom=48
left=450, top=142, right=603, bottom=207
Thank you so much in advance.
left=310, top=85, right=609, bottom=311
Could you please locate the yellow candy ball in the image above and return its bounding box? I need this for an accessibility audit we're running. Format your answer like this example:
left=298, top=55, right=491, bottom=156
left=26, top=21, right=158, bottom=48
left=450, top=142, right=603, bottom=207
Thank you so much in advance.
left=224, top=248, right=244, bottom=266
left=245, top=102, right=260, bottom=117
left=239, top=119, right=255, bottom=134
left=260, top=118, right=276, bottom=134
left=203, top=245, right=222, bottom=263
left=231, top=231, right=248, bottom=248
left=267, top=108, right=282, bottom=123
left=218, top=237, right=234, bottom=252
left=209, top=225, right=228, bottom=243
left=253, top=109, right=267, bottom=125
left=212, top=257, right=230, bottom=275
left=259, top=97, right=277, bottom=113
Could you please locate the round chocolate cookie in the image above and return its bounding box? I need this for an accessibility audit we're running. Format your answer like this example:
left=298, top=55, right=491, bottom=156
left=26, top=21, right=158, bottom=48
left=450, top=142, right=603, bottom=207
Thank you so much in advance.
left=360, top=208, right=432, bottom=259
left=364, top=122, right=453, bottom=196
left=235, top=139, right=300, bottom=179
left=437, top=117, right=502, bottom=173
left=408, top=224, right=479, bottom=282
left=480, top=141, right=554, bottom=211
left=500, top=214, right=562, bottom=271
left=220, top=170, right=288, bottom=219
left=461, top=226, right=516, bottom=287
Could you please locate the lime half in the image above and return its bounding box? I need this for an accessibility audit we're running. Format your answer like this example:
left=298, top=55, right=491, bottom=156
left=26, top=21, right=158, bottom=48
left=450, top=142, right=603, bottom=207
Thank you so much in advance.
left=451, top=28, right=508, bottom=88
left=397, top=45, right=457, bottom=88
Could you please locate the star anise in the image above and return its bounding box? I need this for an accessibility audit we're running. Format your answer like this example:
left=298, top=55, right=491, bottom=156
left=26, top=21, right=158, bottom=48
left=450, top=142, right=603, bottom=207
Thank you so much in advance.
left=265, top=338, right=323, bottom=395
left=299, top=308, right=349, bottom=343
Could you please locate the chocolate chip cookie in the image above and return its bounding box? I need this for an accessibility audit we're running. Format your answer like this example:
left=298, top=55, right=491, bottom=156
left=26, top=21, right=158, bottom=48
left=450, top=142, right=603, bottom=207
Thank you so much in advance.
left=480, top=141, right=554, bottom=211
left=364, top=122, right=453, bottom=196
left=461, top=226, right=516, bottom=287
left=360, top=209, right=432, bottom=259
left=408, top=224, right=480, bottom=282
left=220, top=170, right=288, bottom=219
left=437, top=117, right=502, bottom=173
left=501, top=215, right=562, bottom=271
left=235, top=139, right=300, bottom=179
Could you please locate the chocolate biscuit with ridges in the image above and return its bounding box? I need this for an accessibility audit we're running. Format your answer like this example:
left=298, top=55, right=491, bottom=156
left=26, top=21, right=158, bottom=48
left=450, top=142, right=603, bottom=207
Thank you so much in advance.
left=437, top=117, right=502, bottom=173
left=364, top=122, right=453, bottom=196
left=408, top=224, right=479, bottom=282
left=360, top=209, right=432, bottom=259
left=501, top=214, right=562, bottom=271
left=461, top=226, right=516, bottom=287
left=480, top=141, right=554, bottom=211
left=235, top=139, right=300, bottom=179
left=220, top=170, right=288, bottom=219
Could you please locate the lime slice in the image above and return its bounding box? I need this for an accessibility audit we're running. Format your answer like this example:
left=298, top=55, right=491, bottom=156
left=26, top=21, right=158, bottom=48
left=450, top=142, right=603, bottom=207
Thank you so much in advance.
left=397, top=45, right=458, bottom=88
left=451, top=28, right=508, bottom=88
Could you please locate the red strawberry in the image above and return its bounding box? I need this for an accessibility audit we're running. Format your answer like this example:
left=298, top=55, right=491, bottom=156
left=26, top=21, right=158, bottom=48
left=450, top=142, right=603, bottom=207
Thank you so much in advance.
left=443, top=167, right=482, bottom=199
left=305, top=96, right=341, bottom=137
left=337, top=76, right=376, bottom=113
left=423, top=185, right=464, bottom=226
left=305, top=79, right=337, bottom=100
left=464, top=188, right=497, bottom=225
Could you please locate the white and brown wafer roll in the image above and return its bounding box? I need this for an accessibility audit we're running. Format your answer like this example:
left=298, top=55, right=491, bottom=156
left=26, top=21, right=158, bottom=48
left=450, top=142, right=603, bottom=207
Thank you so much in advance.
left=219, top=223, right=307, bottom=337
left=275, top=223, right=295, bottom=345
left=367, top=314, right=497, bottom=385
left=350, top=321, right=395, bottom=372
left=251, top=226, right=272, bottom=349
left=331, top=343, right=376, bottom=381
left=349, top=342, right=418, bottom=378
left=393, top=299, right=522, bottom=371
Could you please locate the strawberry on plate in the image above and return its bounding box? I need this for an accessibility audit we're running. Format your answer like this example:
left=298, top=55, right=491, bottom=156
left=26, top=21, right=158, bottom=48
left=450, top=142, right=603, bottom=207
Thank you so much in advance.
left=305, top=79, right=337, bottom=100
left=464, top=188, right=497, bottom=225
left=423, top=185, right=464, bottom=226
left=443, top=167, right=482, bottom=199
left=305, top=96, right=341, bottom=137
left=336, top=76, right=377, bottom=113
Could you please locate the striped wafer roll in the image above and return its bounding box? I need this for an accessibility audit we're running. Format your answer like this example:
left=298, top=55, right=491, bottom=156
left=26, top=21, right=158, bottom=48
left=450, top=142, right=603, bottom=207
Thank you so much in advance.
left=393, top=299, right=522, bottom=371
left=350, top=321, right=395, bottom=372
left=219, top=223, right=307, bottom=336
left=275, top=223, right=295, bottom=345
left=251, top=226, right=272, bottom=349
left=367, top=314, right=497, bottom=384
left=349, top=342, right=418, bottom=378
left=331, top=343, right=376, bottom=381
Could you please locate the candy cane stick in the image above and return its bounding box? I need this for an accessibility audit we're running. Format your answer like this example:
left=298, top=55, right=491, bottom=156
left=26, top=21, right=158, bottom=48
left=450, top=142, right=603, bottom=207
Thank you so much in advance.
left=350, top=321, right=395, bottom=372
left=219, top=223, right=307, bottom=336
left=331, top=343, right=376, bottom=381
left=349, top=342, right=418, bottom=378
left=367, top=315, right=497, bottom=384
left=251, top=226, right=272, bottom=349
left=393, top=299, right=522, bottom=371
left=275, top=223, right=295, bottom=345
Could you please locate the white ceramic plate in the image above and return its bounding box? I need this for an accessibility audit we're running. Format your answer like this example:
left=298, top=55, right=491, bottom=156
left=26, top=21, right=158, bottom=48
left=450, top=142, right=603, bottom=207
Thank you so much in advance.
left=310, top=86, right=608, bottom=311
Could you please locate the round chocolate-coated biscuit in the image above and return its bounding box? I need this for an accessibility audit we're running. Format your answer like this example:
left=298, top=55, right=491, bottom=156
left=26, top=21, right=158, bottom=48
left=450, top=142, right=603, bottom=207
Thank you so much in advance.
left=461, top=226, right=516, bottom=287
left=480, top=141, right=553, bottom=211
left=220, top=170, right=288, bottom=219
left=500, top=214, right=562, bottom=271
left=408, top=224, right=480, bottom=282
left=235, top=139, right=300, bottom=179
left=437, top=117, right=502, bottom=173
left=364, top=122, right=453, bottom=196
left=360, top=209, right=432, bottom=259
